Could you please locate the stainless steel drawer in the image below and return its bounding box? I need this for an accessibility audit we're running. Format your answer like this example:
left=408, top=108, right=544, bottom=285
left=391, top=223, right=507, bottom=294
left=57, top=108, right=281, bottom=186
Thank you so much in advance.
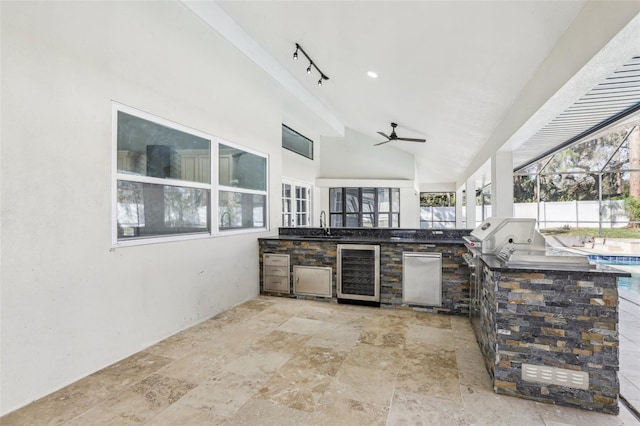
left=264, top=275, right=289, bottom=293
left=264, top=254, right=289, bottom=266
left=265, top=266, right=288, bottom=277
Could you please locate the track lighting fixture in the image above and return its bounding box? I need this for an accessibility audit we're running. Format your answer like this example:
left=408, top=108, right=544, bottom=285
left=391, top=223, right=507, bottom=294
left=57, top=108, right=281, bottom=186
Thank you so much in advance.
left=292, top=43, right=330, bottom=87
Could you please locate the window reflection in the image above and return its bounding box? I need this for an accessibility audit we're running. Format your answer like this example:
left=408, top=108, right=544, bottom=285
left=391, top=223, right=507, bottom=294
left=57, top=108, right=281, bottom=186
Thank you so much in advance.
left=117, top=181, right=209, bottom=238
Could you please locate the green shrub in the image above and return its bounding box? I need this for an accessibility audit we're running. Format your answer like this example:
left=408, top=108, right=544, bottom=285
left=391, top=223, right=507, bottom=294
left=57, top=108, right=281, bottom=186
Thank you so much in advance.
left=624, top=196, right=640, bottom=228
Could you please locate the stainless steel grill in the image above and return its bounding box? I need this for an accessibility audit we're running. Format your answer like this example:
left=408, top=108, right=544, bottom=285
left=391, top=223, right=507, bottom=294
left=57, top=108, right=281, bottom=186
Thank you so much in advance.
left=463, top=217, right=593, bottom=268
left=464, top=217, right=593, bottom=338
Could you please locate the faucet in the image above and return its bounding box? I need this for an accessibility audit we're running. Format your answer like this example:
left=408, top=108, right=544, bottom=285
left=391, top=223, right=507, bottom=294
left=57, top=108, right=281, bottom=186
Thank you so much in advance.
left=220, top=211, right=231, bottom=228
left=319, top=210, right=330, bottom=235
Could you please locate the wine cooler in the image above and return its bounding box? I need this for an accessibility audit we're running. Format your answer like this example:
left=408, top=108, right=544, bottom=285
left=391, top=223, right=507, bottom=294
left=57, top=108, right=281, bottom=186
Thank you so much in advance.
left=337, top=244, right=380, bottom=303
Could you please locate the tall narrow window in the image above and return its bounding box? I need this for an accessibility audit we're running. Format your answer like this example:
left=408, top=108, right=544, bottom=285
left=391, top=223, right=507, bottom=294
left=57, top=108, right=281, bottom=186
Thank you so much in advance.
left=282, top=183, right=293, bottom=227
left=282, top=179, right=312, bottom=227
left=218, top=143, right=268, bottom=231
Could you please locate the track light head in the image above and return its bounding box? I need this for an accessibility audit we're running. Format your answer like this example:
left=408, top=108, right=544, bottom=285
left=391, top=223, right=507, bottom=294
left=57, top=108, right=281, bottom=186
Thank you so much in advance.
left=293, top=43, right=329, bottom=87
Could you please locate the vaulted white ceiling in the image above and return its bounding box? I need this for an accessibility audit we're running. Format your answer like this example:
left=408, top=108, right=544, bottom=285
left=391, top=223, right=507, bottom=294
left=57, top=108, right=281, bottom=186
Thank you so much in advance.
left=192, top=1, right=640, bottom=186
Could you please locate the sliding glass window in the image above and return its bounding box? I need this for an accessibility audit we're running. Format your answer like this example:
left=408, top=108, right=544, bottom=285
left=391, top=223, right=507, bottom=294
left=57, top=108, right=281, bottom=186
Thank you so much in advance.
left=115, top=109, right=211, bottom=241
left=114, top=103, right=268, bottom=245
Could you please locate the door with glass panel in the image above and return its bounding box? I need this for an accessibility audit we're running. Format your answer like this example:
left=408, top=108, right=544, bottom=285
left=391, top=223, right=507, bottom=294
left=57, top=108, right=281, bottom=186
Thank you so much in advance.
left=282, top=180, right=312, bottom=227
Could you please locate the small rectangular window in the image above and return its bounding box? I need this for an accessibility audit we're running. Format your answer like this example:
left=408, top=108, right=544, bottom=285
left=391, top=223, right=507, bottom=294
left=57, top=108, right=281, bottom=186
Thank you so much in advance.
left=117, top=181, right=209, bottom=238
left=282, top=124, right=313, bottom=159
left=218, top=143, right=266, bottom=191
left=218, top=143, right=268, bottom=231
left=218, top=191, right=266, bottom=229
left=420, top=192, right=456, bottom=229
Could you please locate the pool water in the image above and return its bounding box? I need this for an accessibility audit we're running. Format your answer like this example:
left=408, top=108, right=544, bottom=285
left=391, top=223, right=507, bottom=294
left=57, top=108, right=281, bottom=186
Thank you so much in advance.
left=618, top=275, right=640, bottom=295
left=587, top=255, right=640, bottom=301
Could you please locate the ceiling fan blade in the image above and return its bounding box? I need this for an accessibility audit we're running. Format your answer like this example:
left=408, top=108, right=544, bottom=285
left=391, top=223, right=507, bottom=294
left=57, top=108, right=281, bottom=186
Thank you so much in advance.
left=374, top=140, right=392, bottom=146
left=377, top=131, right=390, bottom=139
left=397, top=137, right=426, bottom=143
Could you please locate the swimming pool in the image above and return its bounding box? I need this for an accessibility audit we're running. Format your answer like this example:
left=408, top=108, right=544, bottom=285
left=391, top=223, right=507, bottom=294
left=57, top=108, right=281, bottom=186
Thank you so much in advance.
left=587, top=255, right=640, bottom=302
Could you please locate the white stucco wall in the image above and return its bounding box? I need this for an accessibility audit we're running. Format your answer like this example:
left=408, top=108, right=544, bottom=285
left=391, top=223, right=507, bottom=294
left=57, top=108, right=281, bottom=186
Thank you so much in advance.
left=0, top=1, right=286, bottom=414
left=320, top=128, right=415, bottom=180
left=316, top=127, right=419, bottom=225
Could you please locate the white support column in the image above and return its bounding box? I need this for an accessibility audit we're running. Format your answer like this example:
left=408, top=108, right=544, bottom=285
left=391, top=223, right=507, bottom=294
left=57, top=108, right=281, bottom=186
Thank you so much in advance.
left=492, top=150, right=514, bottom=218
left=465, top=177, right=476, bottom=229
left=455, top=184, right=465, bottom=228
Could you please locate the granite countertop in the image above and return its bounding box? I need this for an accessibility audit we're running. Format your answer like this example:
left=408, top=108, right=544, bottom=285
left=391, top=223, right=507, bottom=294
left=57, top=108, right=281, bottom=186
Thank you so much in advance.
left=479, top=253, right=631, bottom=275
left=259, top=235, right=466, bottom=245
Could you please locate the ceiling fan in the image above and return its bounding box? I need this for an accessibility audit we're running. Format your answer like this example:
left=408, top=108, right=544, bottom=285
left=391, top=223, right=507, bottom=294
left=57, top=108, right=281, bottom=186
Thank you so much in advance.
left=374, top=122, right=426, bottom=146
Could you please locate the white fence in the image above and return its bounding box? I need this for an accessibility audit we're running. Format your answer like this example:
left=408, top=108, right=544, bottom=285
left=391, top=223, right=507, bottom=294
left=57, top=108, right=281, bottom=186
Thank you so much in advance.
left=514, top=200, right=629, bottom=229
left=425, top=200, right=630, bottom=229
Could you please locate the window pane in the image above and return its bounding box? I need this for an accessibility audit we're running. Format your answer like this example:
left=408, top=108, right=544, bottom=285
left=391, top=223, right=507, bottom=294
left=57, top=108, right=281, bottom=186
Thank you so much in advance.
left=330, top=188, right=343, bottom=212
left=391, top=188, right=400, bottom=212
left=282, top=197, right=291, bottom=213
left=362, top=188, right=375, bottom=213
left=346, top=214, right=359, bottom=227
left=117, top=180, right=209, bottom=239
left=330, top=214, right=343, bottom=227
left=346, top=189, right=360, bottom=212
left=282, top=124, right=313, bottom=159
left=420, top=207, right=433, bottom=222
left=392, top=214, right=399, bottom=227
left=117, top=112, right=210, bottom=184
left=283, top=183, right=292, bottom=198
left=219, top=191, right=266, bottom=230
left=378, top=188, right=390, bottom=212
left=218, top=144, right=266, bottom=191
left=378, top=213, right=389, bottom=227
left=363, top=213, right=374, bottom=227
left=282, top=183, right=292, bottom=227
left=297, top=213, right=308, bottom=227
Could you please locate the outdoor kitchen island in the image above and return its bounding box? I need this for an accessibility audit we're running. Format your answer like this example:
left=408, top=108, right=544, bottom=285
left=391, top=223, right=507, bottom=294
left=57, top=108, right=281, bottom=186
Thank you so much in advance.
left=259, top=224, right=630, bottom=415
left=464, top=218, right=630, bottom=415
left=473, top=255, right=628, bottom=414
left=258, top=227, right=471, bottom=314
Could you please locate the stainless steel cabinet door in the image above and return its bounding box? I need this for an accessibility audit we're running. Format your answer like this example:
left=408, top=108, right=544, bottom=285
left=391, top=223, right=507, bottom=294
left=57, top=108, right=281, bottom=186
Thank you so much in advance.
left=402, top=253, right=442, bottom=306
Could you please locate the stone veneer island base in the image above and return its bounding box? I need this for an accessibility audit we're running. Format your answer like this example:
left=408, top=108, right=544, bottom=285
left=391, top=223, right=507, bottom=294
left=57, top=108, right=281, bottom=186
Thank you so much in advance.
left=476, top=256, right=627, bottom=415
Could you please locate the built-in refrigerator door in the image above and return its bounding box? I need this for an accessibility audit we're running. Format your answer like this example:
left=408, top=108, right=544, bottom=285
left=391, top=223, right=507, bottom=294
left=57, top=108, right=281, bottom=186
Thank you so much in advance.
left=402, top=252, right=442, bottom=307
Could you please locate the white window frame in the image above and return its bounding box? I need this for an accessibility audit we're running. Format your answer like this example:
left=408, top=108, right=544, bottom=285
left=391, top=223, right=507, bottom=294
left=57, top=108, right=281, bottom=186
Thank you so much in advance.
left=217, top=139, right=269, bottom=236
left=112, top=102, right=268, bottom=247
left=282, top=178, right=313, bottom=227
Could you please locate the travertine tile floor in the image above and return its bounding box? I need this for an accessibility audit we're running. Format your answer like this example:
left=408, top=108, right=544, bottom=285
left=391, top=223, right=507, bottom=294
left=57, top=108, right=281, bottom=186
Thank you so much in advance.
left=2, top=296, right=639, bottom=425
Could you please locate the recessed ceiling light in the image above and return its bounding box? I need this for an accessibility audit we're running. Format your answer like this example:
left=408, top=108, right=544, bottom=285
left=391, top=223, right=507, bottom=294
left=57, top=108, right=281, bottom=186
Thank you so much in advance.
left=367, top=71, right=378, bottom=79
